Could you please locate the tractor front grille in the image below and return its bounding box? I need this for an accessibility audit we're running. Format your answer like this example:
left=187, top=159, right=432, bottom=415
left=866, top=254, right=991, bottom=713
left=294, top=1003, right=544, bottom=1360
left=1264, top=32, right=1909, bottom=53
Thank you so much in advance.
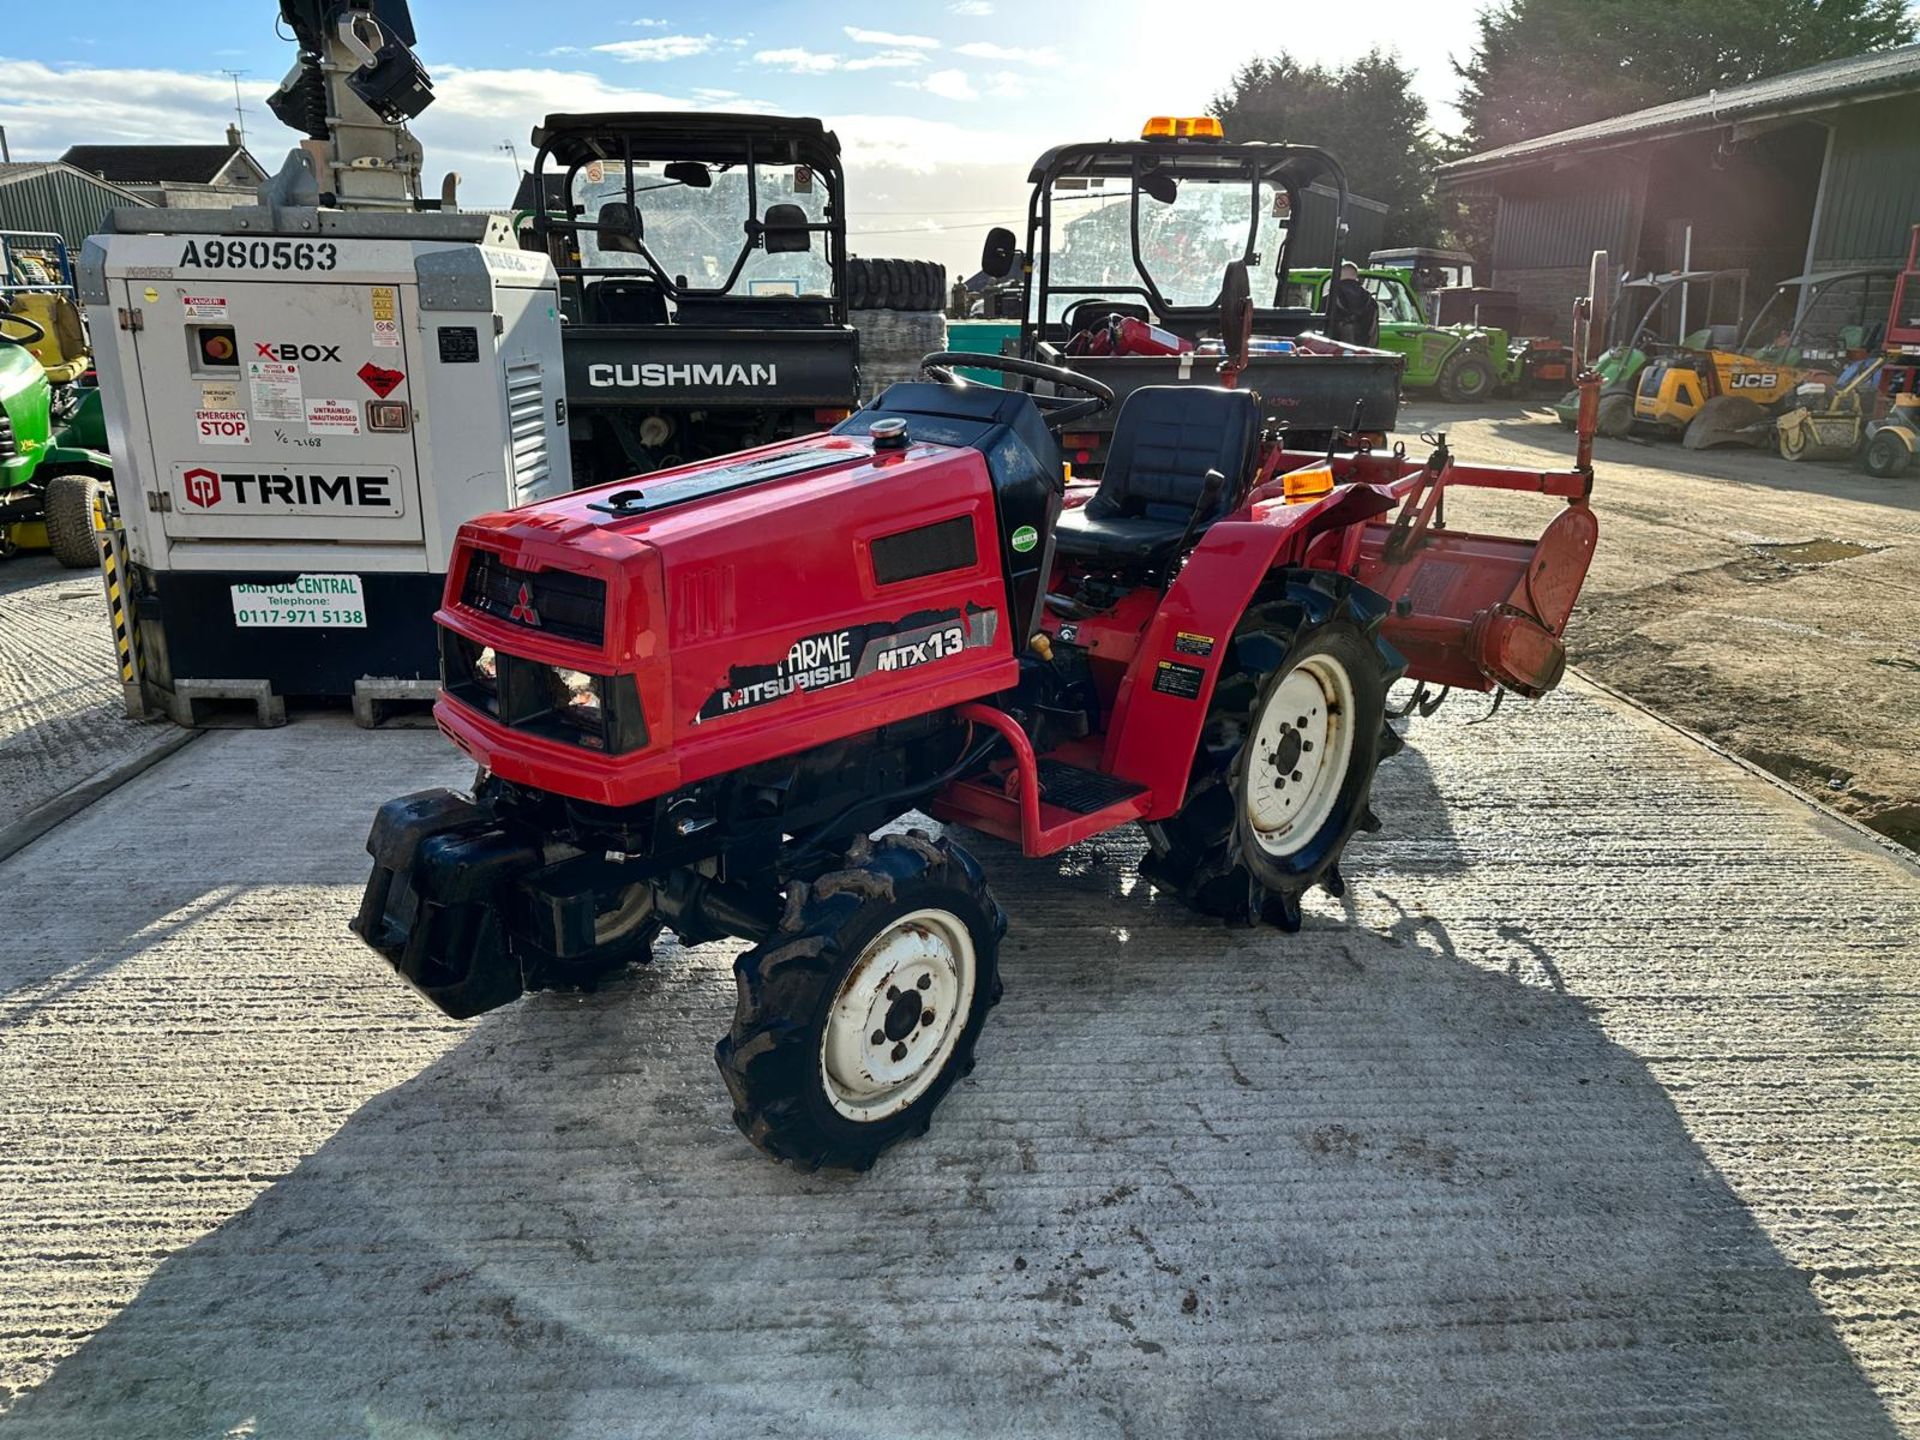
left=460, top=551, right=607, bottom=646
left=0, top=409, right=15, bottom=463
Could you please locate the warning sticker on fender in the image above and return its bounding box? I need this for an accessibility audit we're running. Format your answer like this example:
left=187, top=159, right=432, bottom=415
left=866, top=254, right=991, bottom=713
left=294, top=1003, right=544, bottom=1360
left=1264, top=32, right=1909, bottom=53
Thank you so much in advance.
left=1152, top=660, right=1205, bottom=700
left=230, top=574, right=366, bottom=627
left=695, top=605, right=999, bottom=722
left=1174, top=631, right=1216, bottom=657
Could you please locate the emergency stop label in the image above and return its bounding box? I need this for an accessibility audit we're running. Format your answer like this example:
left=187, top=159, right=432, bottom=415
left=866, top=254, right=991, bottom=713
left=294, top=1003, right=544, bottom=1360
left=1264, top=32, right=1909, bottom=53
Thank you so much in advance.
left=230, top=574, right=367, bottom=628
left=695, top=604, right=999, bottom=722
left=194, top=409, right=252, bottom=446
left=172, top=464, right=404, bottom=517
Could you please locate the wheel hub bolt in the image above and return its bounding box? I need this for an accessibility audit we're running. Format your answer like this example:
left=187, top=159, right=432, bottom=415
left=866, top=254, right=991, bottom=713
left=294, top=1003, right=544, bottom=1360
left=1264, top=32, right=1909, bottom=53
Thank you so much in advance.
left=871, top=1029, right=885, bottom=1045
left=921, top=1009, right=935, bottom=1027
left=890, top=1041, right=908, bottom=1062
left=916, top=974, right=932, bottom=991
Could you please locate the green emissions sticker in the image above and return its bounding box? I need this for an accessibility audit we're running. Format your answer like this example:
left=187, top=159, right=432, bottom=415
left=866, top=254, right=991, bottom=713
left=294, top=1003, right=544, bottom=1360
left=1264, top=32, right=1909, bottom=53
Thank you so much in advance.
left=1010, top=524, right=1039, bottom=554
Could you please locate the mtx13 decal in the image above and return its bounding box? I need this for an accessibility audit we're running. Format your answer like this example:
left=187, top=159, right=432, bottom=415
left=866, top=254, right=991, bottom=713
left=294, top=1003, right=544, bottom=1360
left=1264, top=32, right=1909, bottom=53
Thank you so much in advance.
left=695, top=605, right=1000, bottom=722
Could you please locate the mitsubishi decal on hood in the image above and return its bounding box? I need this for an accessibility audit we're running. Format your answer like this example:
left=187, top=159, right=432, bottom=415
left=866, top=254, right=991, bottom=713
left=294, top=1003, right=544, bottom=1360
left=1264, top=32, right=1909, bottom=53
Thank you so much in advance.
left=695, top=604, right=1000, bottom=722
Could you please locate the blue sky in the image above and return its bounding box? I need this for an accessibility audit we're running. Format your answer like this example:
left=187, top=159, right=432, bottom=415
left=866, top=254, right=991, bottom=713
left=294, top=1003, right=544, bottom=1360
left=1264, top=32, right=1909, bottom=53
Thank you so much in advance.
left=4, top=0, right=1489, bottom=271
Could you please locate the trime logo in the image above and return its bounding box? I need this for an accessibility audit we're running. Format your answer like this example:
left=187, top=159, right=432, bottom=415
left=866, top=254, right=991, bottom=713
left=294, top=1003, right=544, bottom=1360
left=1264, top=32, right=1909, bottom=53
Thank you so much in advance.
left=509, top=581, right=541, bottom=627
left=182, top=467, right=222, bottom=508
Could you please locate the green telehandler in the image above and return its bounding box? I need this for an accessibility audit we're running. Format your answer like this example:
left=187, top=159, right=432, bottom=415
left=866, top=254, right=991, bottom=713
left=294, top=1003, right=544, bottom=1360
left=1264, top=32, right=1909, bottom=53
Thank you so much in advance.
left=1285, top=265, right=1569, bottom=402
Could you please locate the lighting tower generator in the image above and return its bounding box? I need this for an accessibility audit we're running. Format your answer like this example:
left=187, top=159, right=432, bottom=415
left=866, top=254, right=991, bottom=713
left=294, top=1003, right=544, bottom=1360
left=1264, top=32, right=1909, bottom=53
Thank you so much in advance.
left=82, top=1, right=571, bottom=725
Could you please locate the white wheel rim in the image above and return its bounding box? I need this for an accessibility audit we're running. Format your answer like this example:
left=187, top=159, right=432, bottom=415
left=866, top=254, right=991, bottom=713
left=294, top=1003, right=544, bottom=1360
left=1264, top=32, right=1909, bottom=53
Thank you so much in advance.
left=1245, top=654, right=1356, bottom=858
left=820, top=908, right=975, bottom=1122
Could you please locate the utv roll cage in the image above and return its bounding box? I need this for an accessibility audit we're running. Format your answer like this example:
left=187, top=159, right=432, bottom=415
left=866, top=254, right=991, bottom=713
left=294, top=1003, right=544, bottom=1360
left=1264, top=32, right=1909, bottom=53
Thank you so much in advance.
left=527, top=112, right=850, bottom=325
left=1014, top=139, right=1351, bottom=347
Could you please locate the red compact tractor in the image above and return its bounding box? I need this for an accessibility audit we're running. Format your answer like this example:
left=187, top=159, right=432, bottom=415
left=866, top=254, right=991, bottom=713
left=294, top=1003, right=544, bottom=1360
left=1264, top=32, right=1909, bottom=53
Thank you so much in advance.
left=355, top=258, right=1609, bottom=1170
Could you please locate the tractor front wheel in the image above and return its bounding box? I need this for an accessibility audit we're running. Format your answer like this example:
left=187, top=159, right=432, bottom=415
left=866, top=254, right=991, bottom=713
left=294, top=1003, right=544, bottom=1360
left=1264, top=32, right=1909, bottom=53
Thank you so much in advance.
left=1864, top=428, right=1914, bottom=479
left=1594, top=392, right=1636, bottom=438
left=44, top=472, right=103, bottom=570
left=716, top=832, right=1005, bottom=1170
left=1437, top=348, right=1495, bottom=404
left=1141, top=573, right=1401, bottom=930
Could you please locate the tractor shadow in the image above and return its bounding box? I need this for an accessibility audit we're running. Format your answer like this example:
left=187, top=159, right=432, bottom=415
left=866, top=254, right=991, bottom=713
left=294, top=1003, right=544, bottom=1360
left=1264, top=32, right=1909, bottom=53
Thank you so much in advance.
left=6, top=729, right=1900, bottom=1439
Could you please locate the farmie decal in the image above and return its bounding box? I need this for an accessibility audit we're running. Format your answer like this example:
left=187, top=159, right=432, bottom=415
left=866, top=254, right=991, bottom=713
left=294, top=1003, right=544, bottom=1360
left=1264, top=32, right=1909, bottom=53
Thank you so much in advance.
left=696, top=605, right=999, bottom=722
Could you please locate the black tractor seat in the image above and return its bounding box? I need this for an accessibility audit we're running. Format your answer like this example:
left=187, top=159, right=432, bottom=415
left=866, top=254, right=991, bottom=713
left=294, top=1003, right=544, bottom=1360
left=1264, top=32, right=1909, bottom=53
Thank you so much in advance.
left=1053, top=385, right=1260, bottom=570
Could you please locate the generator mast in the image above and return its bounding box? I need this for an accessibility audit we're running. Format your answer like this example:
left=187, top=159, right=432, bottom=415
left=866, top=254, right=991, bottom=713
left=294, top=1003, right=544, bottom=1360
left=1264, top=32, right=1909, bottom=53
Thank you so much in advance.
left=266, top=0, right=437, bottom=210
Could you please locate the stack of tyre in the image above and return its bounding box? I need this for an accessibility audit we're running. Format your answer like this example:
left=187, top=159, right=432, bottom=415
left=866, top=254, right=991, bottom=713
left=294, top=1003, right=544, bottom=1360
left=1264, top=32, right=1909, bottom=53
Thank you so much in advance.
left=850, top=258, right=948, bottom=400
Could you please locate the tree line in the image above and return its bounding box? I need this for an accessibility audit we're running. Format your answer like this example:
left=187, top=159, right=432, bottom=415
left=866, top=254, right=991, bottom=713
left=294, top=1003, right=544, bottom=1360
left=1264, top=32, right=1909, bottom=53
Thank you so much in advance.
left=1211, top=0, right=1914, bottom=249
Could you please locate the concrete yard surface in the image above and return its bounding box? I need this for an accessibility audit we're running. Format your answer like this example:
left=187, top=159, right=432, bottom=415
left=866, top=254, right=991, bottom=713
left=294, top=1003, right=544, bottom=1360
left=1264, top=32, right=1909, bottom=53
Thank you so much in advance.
left=0, top=555, right=177, bottom=838
left=1, top=684, right=1916, bottom=1439
left=1397, top=400, right=1920, bottom=851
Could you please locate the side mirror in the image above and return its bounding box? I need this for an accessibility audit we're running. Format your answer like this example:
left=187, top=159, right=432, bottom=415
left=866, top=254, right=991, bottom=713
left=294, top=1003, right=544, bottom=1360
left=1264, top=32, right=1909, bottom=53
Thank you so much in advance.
left=980, top=226, right=1016, bottom=279
left=596, top=201, right=642, bottom=254
left=1138, top=168, right=1178, bottom=205
left=762, top=202, right=811, bottom=255
left=663, top=161, right=712, bottom=188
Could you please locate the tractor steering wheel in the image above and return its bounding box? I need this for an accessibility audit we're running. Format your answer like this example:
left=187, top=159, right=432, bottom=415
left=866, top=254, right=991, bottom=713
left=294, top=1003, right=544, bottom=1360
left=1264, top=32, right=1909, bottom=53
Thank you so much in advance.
left=917, top=351, right=1115, bottom=431
left=0, top=312, right=47, bottom=348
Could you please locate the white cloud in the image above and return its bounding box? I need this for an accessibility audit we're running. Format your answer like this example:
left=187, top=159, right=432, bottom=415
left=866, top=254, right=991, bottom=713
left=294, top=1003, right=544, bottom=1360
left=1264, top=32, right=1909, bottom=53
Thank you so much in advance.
left=949, top=0, right=994, bottom=12
left=984, top=70, right=1027, bottom=98
left=914, top=69, right=978, bottom=101
left=843, top=26, right=940, bottom=48
left=753, top=47, right=843, bottom=74
left=953, top=40, right=1058, bottom=64
left=845, top=49, right=930, bottom=71
left=627, top=15, right=669, bottom=24
left=692, top=87, right=741, bottom=100
left=592, top=33, right=717, bottom=62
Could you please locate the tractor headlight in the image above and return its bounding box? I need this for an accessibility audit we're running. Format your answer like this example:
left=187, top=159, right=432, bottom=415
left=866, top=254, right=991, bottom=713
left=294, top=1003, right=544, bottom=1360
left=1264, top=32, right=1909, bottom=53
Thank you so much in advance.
left=550, top=666, right=606, bottom=738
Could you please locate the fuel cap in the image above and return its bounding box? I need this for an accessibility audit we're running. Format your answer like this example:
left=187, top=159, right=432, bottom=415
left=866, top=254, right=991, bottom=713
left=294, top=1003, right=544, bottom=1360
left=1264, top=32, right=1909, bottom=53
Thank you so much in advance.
left=870, top=417, right=909, bottom=450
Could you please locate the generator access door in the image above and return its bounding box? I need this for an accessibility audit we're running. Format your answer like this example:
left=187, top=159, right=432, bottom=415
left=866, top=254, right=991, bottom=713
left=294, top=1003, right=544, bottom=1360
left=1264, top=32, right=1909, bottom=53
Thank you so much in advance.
left=130, top=274, right=426, bottom=546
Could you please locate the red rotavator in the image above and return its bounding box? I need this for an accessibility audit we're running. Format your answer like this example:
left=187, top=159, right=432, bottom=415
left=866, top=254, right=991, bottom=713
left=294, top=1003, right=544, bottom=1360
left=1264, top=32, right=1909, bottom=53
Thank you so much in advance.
left=354, top=256, right=1611, bottom=1172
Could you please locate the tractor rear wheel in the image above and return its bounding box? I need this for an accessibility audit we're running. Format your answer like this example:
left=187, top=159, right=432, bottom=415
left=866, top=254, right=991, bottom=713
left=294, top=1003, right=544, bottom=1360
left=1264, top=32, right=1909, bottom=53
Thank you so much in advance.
left=716, top=832, right=1005, bottom=1170
left=1437, top=348, right=1495, bottom=404
left=1140, top=572, right=1401, bottom=930
left=44, top=472, right=102, bottom=570
left=1864, top=428, right=1914, bottom=479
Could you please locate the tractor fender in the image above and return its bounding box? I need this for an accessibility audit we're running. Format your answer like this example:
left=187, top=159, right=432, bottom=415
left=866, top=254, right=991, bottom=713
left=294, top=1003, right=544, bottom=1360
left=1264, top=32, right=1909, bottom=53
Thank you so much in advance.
left=41, top=444, right=110, bottom=473
left=1101, top=485, right=1396, bottom=819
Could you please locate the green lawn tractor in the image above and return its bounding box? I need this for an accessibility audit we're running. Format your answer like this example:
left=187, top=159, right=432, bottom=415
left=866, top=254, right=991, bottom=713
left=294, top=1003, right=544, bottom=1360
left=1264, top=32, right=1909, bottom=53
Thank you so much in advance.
left=1286, top=266, right=1565, bottom=403
left=0, top=308, right=112, bottom=568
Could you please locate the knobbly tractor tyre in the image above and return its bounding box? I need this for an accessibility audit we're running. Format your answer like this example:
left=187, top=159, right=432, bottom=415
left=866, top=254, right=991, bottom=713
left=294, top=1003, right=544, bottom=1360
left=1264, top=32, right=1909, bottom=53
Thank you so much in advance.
left=1864, top=428, right=1914, bottom=479
left=1594, top=392, right=1635, bottom=438
left=716, top=832, right=1005, bottom=1170
left=1141, top=572, right=1402, bottom=930
left=1436, top=348, right=1495, bottom=404
left=43, top=472, right=102, bottom=570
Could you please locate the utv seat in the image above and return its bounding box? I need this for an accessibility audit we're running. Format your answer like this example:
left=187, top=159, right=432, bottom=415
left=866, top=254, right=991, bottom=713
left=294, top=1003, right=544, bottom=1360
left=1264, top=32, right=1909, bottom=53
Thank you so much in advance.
left=1053, top=385, right=1259, bottom=570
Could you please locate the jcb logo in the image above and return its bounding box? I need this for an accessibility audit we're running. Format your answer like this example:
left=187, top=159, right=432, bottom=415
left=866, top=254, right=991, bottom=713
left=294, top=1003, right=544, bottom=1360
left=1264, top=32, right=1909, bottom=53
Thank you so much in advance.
left=1730, top=371, right=1779, bottom=389
left=255, top=341, right=343, bottom=363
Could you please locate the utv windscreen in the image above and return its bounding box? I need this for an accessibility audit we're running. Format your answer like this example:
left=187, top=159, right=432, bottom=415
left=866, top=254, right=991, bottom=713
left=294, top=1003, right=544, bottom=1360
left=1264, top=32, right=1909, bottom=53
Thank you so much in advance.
left=1038, top=164, right=1292, bottom=324
left=573, top=161, right=833, bottom=299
